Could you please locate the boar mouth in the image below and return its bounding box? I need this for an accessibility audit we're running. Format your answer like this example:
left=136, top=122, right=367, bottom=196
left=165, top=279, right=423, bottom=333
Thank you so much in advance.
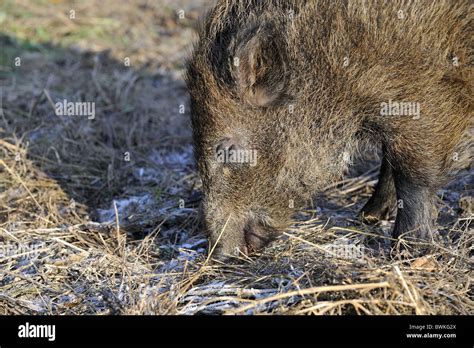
left=243, top=219, right=276, bottom=253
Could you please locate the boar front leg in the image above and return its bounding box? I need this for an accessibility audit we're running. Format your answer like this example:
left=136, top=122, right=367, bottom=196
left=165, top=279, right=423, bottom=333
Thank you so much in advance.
left=391, top=172, right=437, bottom=242
left=385, top=139, right=440, bottom=243
left=360, top=151, right=397, bottom=223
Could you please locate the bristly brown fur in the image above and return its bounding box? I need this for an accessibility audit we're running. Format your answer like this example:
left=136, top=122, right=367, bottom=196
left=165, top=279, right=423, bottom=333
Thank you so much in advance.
left=186, top=0, right=473, bottom=257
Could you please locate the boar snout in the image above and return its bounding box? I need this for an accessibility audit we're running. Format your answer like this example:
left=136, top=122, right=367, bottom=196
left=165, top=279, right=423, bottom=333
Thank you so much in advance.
left=206, top=213, right=278, bottom=258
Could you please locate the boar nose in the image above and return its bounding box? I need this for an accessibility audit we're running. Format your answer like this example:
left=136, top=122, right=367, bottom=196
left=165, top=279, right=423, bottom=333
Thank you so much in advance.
left=240, top=244, right=249, bottom=256
left=212, top=240, right=248, bottom=260
left=244, top=220, right=270, bottom=252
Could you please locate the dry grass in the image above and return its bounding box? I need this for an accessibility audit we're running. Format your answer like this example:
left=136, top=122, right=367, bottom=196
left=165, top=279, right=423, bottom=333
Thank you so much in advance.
left=0, top=0, right=472, bottom=315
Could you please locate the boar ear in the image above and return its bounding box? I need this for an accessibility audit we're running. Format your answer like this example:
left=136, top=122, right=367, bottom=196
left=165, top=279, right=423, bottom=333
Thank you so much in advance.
left=232, top=26, right=290, bottom=107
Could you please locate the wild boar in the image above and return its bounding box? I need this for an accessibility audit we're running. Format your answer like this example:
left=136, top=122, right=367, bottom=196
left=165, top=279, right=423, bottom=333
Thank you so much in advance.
left=186, top=0, right=472, bottom=257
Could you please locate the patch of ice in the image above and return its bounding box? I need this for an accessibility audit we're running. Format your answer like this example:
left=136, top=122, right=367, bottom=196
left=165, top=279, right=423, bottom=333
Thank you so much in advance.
left=132, top=145, right=194, bottom=183
left=149, top=145, right=193, bottom=168
left=134, top=167, right=159, bottom=181
left=180, top=238, right=207, bottom=250
left=96, top=194, right=152, bottom=223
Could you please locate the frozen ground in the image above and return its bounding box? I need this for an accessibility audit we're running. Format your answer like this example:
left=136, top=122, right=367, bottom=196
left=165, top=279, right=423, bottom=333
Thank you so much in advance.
left=0, top=0, right=472, bottom=315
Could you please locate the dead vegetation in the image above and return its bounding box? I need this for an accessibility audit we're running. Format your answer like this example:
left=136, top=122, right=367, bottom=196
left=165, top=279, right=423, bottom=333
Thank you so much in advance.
left=0, top=0, right=472, bottom=315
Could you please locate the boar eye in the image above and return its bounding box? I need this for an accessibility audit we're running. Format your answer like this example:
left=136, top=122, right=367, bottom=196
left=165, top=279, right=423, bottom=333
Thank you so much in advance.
left=214, top=137, right=243, bottom=165
left=212, top=136, right=258, bottom=169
